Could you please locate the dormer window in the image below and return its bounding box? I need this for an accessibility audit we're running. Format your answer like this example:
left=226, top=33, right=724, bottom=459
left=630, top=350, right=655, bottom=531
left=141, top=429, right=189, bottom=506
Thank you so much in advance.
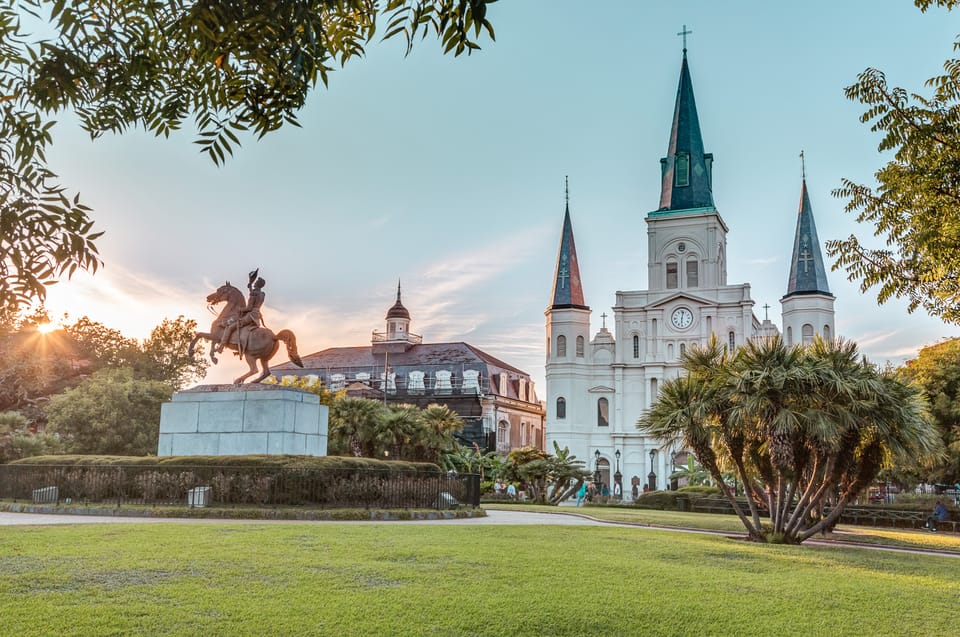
left=675, top=152, right=690, bottom=187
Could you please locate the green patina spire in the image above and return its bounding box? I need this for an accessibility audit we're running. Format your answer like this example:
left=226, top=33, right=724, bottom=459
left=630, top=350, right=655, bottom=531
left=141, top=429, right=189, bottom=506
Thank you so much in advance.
left=657, top=41, right=715, bottom=214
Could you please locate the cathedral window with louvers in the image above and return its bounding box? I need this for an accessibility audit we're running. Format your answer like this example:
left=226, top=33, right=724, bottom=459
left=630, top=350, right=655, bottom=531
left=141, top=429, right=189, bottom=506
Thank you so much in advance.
left=675, top=152, right=690, bottom=187
left=666, top=262, right=678, bottom=289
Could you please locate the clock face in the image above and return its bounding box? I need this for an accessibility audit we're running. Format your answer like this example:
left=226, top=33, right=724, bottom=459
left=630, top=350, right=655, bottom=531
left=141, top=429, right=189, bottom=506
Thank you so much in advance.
left=671, top=307, right=693, bottom=329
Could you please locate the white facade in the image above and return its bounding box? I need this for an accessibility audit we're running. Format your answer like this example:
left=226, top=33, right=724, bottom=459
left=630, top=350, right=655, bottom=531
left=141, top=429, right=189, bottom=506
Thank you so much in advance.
left=544, top=50, right=835, bottom=498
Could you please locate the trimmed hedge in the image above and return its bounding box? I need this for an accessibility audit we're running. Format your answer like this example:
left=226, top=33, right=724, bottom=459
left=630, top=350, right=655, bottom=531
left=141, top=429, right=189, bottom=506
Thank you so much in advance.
left=1, top=455, right=476, bottom=509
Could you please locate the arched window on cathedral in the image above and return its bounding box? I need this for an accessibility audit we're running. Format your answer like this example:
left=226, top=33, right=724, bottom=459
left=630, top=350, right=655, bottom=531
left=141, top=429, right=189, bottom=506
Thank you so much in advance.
left=557, top=335, right=567, bottom=358
left=632, top=335, right=639, bottom=359
left=680, top=343, right=686, bottom=358
left=666, top=261, right=679, bottom=289
left=686, top=258, right=698, bottom=288
left=786, top=326, right=793, bottom=346
left=556, top=397, right=566, bottom=419
left=823, top=324, right=831, bottom=341
left=728, top=331, right=736, bottom=351
left=597, top=397, right=609, bottom=427
left=576, top=335, right=584, bottom=358
left=668, top=343, right=674, bottom=359
left=802, top=324, right=814, bottom=345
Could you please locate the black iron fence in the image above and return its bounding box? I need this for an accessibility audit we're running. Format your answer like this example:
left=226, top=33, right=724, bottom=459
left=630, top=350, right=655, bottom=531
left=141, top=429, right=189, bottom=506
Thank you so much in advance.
left=0, top=465, right=481, bottom=510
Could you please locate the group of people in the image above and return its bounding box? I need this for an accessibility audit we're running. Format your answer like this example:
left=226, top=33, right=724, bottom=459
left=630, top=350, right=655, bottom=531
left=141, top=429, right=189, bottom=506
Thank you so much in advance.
left=576, top=481, right=621, bottom=506
left=493, top=479, right=517, bottom=499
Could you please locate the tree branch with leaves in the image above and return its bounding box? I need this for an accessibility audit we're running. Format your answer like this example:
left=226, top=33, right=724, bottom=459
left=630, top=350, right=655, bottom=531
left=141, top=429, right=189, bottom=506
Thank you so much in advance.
left=829, top=0, right=960, bottom=322
left=1, top=0, right=496, bottom=311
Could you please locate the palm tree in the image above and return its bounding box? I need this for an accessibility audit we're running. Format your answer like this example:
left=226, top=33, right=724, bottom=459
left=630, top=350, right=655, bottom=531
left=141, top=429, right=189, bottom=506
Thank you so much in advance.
left=546, top=442, right=589, bottom=504
left=375, top=403, right=421, bottom=459
left=640, top=336, right=942, bottom=544
left=329, top=397, right=384, bottom=457
left=417, top=403, right=464, bottom=463
left=669, top=454, right=709, bottom=487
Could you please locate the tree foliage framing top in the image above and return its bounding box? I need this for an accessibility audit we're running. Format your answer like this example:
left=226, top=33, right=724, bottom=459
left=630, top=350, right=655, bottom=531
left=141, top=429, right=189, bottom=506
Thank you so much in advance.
left=828, top=0, right=960, bottom=322
left=0, top=0, right=496, bottom=310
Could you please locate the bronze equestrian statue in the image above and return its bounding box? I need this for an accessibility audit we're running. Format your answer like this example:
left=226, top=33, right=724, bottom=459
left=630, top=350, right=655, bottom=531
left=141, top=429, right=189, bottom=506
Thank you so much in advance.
left=188, top=270, right=303, bottom=384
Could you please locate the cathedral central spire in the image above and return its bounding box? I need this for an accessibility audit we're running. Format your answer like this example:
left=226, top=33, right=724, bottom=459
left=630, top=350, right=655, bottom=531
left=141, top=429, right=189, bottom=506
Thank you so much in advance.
left=658, top=47, right=715, bottom=213
left=549, top=178, right=588, bottom=310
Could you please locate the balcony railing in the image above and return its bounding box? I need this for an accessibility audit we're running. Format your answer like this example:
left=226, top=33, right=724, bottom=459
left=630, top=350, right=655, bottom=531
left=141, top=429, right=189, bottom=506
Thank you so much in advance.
left=371, top=330, right=422, bottom=344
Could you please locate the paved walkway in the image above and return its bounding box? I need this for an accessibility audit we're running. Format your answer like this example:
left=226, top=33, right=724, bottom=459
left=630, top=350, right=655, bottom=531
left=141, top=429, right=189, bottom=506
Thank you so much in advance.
left=0, top=509, right=626, bottom=527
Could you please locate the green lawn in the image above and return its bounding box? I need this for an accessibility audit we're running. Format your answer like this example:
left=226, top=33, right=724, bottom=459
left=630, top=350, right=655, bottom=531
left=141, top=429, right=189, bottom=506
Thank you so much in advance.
left=1, top=522, right=957, bottom=636
left=485, top=503, right=960, bottom=553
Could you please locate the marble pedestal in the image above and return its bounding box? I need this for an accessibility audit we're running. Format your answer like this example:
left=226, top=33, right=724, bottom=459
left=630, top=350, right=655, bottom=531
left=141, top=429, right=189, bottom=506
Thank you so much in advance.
left=158, top=384, right=328, bottom=457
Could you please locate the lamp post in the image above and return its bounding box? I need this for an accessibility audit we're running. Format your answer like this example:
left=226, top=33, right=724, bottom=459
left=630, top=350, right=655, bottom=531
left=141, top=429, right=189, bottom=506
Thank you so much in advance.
left=594, top=449, right=602, bottom=488
left=648, top=448, right=657, bottom=491
left=614, top=449, right=622, bottom=499
left=670, top=451, right=678, bottom=491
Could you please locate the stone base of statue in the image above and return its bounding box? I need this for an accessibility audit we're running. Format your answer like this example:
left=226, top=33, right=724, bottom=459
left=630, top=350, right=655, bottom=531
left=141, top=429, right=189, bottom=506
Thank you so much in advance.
left=158, top=384, right=328, bottom=456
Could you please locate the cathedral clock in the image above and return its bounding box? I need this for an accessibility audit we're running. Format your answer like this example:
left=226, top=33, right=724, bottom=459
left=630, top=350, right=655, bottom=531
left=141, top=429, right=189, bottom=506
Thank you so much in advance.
left=671, top=307, right=693, bottom=329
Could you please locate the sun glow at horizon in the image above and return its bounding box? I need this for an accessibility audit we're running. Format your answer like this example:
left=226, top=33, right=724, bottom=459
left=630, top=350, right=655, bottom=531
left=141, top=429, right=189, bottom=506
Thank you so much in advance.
left=36, top=322, right=59, bottom=334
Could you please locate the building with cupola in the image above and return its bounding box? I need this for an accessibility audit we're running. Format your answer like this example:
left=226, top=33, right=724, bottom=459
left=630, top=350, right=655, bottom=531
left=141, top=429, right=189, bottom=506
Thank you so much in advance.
left=274, top=282, right=546, bottom=454
left=544, top=44, right=835, bottom=498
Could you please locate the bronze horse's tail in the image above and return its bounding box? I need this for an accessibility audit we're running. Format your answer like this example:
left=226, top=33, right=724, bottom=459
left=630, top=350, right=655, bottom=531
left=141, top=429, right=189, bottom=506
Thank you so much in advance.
left=276, top=329, right=303, bottom=368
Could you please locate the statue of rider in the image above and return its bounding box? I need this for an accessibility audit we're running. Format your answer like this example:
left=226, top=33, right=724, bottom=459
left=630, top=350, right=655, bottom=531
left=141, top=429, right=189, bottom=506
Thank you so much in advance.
left=217, top=269, right=266, bottom=354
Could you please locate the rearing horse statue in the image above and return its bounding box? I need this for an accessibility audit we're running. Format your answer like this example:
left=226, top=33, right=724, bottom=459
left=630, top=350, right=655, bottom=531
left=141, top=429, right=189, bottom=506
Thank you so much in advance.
left=188, top=282, right=303, bottom=384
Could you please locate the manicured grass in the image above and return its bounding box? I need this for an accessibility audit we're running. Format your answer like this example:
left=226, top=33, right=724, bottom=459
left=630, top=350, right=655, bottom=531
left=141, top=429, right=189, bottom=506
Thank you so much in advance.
left=485, top=503, right=960, bottom=553
left=1, top=522, right=957, bottom=636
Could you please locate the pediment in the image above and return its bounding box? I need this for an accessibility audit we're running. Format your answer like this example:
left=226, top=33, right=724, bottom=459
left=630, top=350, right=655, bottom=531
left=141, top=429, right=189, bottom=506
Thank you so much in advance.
left=644, top=291, right=714, bottom=310
left=588, top=385, right=615, bottom=393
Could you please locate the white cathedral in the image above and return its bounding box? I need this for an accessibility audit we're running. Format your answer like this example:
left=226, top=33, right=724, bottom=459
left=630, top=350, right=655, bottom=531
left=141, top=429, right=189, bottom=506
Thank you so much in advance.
left=544, top=46, right=836, bottom=498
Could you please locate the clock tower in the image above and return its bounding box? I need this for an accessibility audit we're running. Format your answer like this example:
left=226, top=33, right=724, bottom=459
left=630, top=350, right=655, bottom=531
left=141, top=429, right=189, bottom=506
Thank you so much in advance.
left=546, top=42, right=761, bottom=496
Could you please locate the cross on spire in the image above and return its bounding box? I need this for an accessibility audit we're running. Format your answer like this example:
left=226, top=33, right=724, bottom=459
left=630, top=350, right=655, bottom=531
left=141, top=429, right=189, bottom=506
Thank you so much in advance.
left=601, top=312, right=608, bottom=329
left=800, top=149, right=806, bottom=181
left=762, top=303, right=770, bottom=321
left=799, top=246, right=814, bottom=273
left=677, top=24, right=692, bottom=51
left=565, top=175, right=569, bottom=208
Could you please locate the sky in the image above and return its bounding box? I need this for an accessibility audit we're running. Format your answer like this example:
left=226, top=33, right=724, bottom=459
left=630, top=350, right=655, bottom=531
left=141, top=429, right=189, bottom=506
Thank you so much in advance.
left=36, top=0, right=960, bottom=389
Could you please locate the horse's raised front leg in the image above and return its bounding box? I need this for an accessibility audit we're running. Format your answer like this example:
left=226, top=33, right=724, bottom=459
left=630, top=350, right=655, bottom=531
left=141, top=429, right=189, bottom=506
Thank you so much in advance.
left=189, top=332, right=219, bottom=365
left=233, top=354, right=260, bottom=384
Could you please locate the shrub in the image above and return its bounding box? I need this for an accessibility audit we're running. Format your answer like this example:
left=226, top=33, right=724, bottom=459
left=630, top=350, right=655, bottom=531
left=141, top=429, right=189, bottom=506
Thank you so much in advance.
left=631, top=491, right=681, bottom=510
left=677, top=485, right=721, bottom=496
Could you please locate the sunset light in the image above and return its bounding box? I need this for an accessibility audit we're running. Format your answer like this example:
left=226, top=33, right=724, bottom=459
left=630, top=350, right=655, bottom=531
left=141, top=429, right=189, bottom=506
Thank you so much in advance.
left=36, top=322, right=58, bottom=334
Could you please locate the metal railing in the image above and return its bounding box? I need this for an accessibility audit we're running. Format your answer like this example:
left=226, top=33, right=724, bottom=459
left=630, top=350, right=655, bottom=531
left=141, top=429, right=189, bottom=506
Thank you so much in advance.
left=0, top=465, right=481, bottom=510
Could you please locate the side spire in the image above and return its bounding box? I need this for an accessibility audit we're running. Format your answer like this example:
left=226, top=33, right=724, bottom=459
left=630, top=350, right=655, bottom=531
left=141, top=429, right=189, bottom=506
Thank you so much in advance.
left=657, top=43, right=715, bottom=213
left=784, top=174, right=832, bottom=298
left=550, top=177, right=588, bottom=310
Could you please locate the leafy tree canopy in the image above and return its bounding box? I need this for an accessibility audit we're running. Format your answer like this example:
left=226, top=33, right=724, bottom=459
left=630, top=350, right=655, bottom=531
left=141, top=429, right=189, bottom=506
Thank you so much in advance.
left=899, top=337, right=960, bottom=483
left=45, top=367, right=173, bottom=455
left=828, top=0, right=960, bottom=322
left=0, top=0, right=496, bottom=311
